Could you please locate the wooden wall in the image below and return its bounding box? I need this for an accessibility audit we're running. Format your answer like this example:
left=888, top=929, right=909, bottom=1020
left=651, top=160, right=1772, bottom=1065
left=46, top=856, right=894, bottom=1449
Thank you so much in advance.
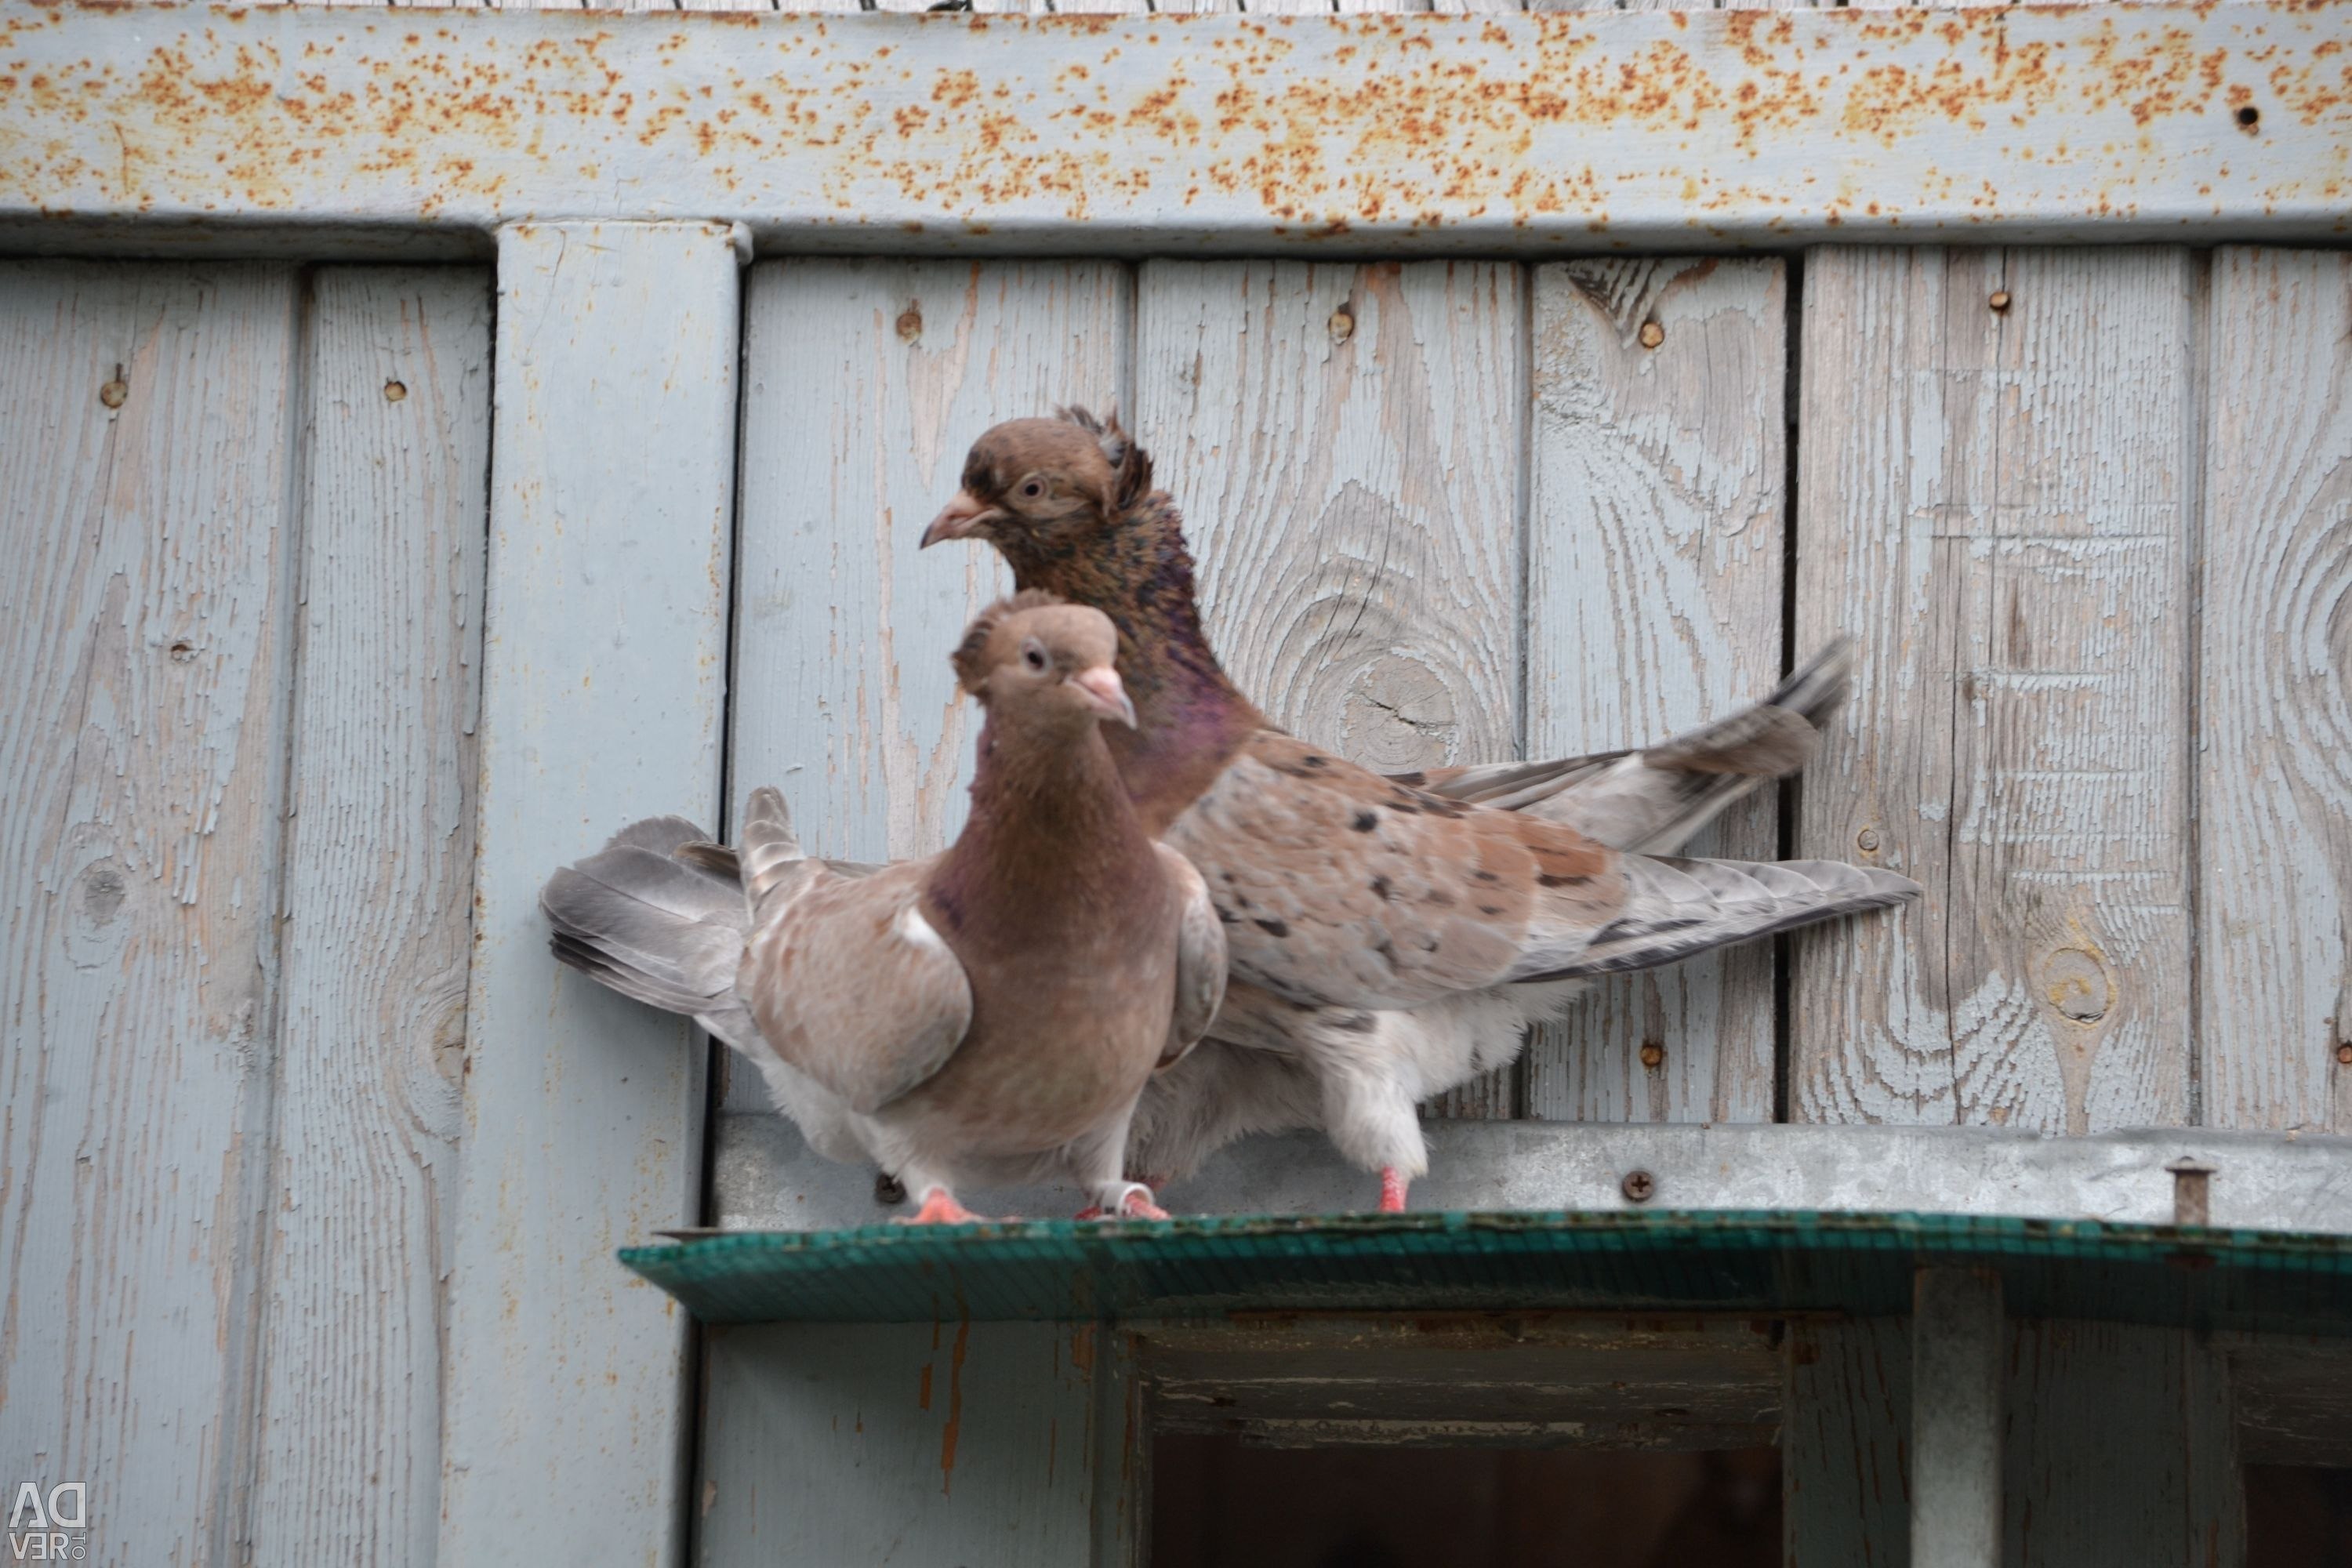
left=2, top=245, right=2344, bottom=1566
left=0, top=263, right=491, bottom=1566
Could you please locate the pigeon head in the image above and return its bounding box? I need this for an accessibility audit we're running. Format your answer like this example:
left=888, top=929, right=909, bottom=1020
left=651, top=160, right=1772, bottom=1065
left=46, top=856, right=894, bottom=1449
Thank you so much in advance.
left=951, top=590, right=1136, bottom=731
left=920, top=408, right=1152, bottom=567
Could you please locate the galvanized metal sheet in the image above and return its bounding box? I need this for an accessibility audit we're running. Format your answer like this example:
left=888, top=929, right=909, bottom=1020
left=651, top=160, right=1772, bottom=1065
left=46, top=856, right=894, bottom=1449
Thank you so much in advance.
left=0, top=2, right=2346, bottom=256
left=712, top=1111, right=2352, bottom=1236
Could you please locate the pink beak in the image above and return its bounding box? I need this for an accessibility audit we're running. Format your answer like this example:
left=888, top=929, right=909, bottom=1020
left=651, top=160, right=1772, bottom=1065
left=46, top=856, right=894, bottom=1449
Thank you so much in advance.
left=921, top=490, right=1000, bottom=549
left=1070, top=666, right=1137, bottom=728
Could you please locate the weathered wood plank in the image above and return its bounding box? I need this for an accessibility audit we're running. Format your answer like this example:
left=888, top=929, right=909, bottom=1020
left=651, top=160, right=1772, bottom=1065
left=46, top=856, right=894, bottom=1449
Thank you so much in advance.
left=2198, top=247, right=2352, bottom=1135
left=2002, top=1322, right=2241, bottom=1567
left=1783, top=1317, right=1911, bottom=1566
left=1911, top=1269, right=2002, bottom=1568
left=1132, top=258, right=1525, bottom=1116
left=248, top=267, right=491, bottom=1568
left=1791, top=245, right=2195, bottom=1133
left=697, top=1322, right=1120, bottom=1568
left=1522, top=256, right=1785, bottom=1126
left=0, top=262, right=302, bottom=1565
left=731, top=258, right=1131, bottom=862
left=438, top=222, right=740, bottom=1567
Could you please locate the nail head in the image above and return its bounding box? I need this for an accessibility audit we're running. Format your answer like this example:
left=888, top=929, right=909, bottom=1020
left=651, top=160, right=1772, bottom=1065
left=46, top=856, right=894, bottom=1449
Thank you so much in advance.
left=1639, top=1043, right=1665, bottom=1069
left=1988, top=290, right=2013, bottom=314
left=98, top=379, right=127, bottom=409
left=1328, top=307, right=1356, bottom=344
left=383, top=379, right=408, bottom=403
left=1638, top=321, right=1665, bottom=350
left=1857, top=827, right=1881, bottom=853
left=895, top=307, right=923, bottom=344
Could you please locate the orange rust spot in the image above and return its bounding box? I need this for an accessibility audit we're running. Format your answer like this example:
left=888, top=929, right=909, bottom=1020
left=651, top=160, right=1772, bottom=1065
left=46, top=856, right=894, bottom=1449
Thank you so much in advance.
left=938, top=1313, right=971, bottom=1495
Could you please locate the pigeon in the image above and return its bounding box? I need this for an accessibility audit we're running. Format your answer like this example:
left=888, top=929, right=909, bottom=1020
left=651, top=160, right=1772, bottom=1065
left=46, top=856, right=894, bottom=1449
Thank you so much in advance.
left=540, top=592, right=1228, bottom=1223
left=921, top=410, right=1918, bottom=1210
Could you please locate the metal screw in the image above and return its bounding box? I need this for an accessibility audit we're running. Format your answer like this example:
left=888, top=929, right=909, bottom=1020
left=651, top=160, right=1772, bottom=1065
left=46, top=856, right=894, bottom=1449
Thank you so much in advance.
left=2336, top=1044, right=2351, bottom=1066
left=1621, top=1169, right=1656, bottom=1203
left=1857, top=827, right=1881, bottom=853
left=2165, top=1157, right=2215, bottom=1227
left=1637, top=321, right=1665, bottom=350
left=98, top=379, right=127, bottom=409
left=1327, top=306, right=1356, bottom=344
left=383, top=379, right=408, bottom=403
left=1639, top=1043, right=1665, bottom=1070
left=874, top=1171, right=907, bottom=1207
left=1988, top=290, right=2013, bottom=314
left=895, top=307, right=923, bottom=344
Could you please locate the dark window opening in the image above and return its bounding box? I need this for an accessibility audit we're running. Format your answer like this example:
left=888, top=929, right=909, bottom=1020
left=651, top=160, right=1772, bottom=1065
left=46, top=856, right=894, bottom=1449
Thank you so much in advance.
left=1152, top=1437, right=1779, bottom=1568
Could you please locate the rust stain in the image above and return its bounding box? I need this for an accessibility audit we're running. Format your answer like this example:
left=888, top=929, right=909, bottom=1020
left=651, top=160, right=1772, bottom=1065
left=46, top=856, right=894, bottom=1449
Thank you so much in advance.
left=916, top=1361, right=932, bottom=1411
left=0, top=4, right=2343, bottom=234
left=938, top=1308, right=970, bottom=1495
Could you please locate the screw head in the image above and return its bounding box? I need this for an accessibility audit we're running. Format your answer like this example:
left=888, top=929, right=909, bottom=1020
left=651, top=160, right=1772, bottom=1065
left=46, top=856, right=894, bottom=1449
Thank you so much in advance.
left=383, top=379, right=408, bottom=403
left=1638, top=321, right=1666, bottom=350
left=1857, top=827, right=1881, bottom=853
left=1621, top=1169, right=1656, bottom=1203
left=1327, top=306, right=1356, bottom=344
left=1639, top=1043, right=1665, bottom=1070
left=98, top=379, right=127, bottom=409
left=2336, top=1044, right=2352, bottom=1066
left=1988, top=290, right=2013, bottom=314
left=895, top=307, right=923, bottom=344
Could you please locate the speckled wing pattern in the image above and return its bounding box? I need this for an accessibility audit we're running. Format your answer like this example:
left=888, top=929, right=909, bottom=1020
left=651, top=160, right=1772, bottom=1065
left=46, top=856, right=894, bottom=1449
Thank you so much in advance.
left=1167, top=724, right=1915, bottom=1014
left=1155, top=843, right=1229, bottom=1069
left=742, top=859, right=974, bottom=1117
left=1165, top=731, right=1630, bottom=1011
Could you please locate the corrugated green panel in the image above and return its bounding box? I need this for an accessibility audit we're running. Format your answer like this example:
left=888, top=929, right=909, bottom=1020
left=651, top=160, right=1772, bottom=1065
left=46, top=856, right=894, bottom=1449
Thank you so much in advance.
left=619, top=1210, right=2352, bottom=1331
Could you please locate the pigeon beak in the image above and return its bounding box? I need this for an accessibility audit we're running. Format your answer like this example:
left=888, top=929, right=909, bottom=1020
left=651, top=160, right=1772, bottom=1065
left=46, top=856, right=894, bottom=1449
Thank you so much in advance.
left=921, top=491, right=1000, bottom=549
left=1069, top=665, right=1138, bottom=729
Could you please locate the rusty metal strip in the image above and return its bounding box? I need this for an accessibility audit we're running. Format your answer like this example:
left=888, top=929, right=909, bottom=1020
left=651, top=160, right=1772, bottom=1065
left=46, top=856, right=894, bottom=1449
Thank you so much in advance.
left=0, top=0, right=2346, bottom=256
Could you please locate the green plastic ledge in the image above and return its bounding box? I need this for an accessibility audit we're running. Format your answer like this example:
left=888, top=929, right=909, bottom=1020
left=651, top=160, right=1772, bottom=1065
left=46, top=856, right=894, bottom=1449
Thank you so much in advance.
left=618, top=1209, right=2352, bottom=1330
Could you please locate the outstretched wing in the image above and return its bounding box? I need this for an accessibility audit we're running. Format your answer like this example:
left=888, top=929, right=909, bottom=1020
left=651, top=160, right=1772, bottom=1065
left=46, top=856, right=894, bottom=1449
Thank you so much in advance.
left=742, top=860, right=973, bottom=1116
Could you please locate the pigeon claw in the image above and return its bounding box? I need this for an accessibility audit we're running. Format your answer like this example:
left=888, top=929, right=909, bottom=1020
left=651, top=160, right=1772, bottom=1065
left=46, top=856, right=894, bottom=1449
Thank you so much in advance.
left=897, top=1187, right=982, bottom=1225
left=1077, top=1184, right=1170, bottom=1221
left=1378, top=1167, right=1410, bottom=1213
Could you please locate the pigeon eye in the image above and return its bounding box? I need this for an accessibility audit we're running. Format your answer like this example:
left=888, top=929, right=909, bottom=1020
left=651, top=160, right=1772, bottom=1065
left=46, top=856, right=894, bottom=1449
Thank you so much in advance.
left=1019, top=478, right=1045, bottom=499
left=1021, top=640, right=1047, bottom=672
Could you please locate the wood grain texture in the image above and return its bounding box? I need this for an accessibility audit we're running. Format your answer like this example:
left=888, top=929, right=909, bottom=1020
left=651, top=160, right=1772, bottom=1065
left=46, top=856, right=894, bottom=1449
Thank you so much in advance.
left=248, top=268, right=491, bottom=1568
left=1783, top=1317, right=1910, bottom=1568
left=731, top=258, right=1130, bottom=862
left=696, top=1321, right=1119, bottom=1568
left=438, top=223, right=739, bottom=1568
left=1522, top=256, right=1785, bottom=1126
left=1132, top=259, right=1525, bottom=1116
left=1791, top=245, right=2195, bottom=1134
left=2198, top=247, right=2352, bottom=1134
left=2002, top=1322, right=2241, bottom=1568
left=0, top=262, right=302, bottom=1566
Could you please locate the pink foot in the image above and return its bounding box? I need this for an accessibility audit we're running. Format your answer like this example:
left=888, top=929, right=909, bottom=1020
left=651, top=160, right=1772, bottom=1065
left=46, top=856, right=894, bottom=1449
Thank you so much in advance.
left=1077, top=1186, right=1171, bottom=1221
left=895, top=1187, right=981, bottom=1225
left=1378, top=1167, right=1410, bottom=1213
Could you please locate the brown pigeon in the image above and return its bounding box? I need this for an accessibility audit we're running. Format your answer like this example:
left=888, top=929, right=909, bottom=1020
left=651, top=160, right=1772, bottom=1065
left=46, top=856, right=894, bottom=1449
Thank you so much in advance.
left=923, top=411, right=1918, bottom=1210
left=540, top=592, right=1227, bottom=1222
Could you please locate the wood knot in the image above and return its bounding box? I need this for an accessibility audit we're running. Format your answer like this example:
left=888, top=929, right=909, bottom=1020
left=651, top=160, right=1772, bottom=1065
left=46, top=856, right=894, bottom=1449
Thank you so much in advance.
left=1637, top=320, right=1665, bottom=350
left=168, top=639, right=195, bottom=663
left=895, top=307, right=923, bottom=344
left=2038, top=946, right=2113, bottom=1024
